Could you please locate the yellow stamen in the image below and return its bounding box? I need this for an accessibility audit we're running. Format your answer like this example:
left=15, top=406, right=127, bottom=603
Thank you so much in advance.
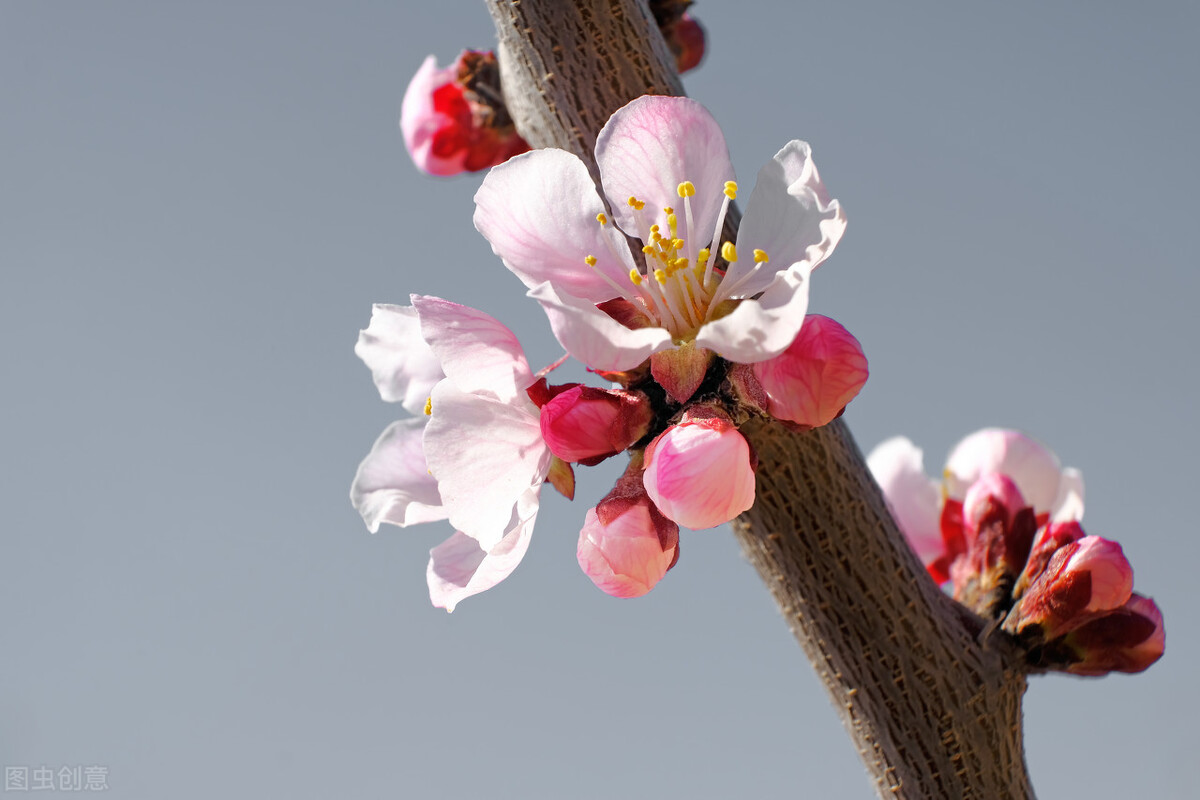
left=654, top=269, right=667, bottom=284
left=753, top=249, right=769, bottom=264
left=724, top=181, right=738, bottom=199
left=697, top=247, right=710, bottom=264
left=629, top=269, right=643, bottom=286
left=670, top=238, right=685, bottom=251
left=584, top=254, right=598, bottom=266
left=721, top=241, right=738, bottom=262
left=423, top=397, right=432, bottom=416
left=677, top=181, right=696, bottom=198
left=642, top=244, right=655, bottom=255
left=596, top=212, right=608, bottom=226
left=627, top=196, right=645, bottom=210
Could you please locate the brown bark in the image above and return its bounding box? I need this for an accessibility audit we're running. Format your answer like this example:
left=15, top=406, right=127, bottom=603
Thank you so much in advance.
left=484, top=1, right=1035, bottom=796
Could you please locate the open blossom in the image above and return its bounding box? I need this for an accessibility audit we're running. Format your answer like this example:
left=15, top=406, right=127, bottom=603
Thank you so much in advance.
left=474, top=95, right=845, bottom=380
left=642, top=408, right=756, bottom=529
left=401, top=51, right=529, bottom=176
left=349, top=297, right=551, bottom=612
left=867, top=428, right=1084, bottom=570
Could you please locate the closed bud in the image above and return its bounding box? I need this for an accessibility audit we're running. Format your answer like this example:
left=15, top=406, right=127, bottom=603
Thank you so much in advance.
left=642, top=407, right=756, bottom=530
left=577, top=484, right=679, bottom=599
left=401, top=51, right=530, bottom=176
left=750, top=314, right=868, bottom=430
left=952, top=473, right=1038, bottom=616
left=1060, top=594, right=1165, bottom=675
left=539, top=385, right=652, bottom=466
left=1013, top=520, right=1086, bottom=598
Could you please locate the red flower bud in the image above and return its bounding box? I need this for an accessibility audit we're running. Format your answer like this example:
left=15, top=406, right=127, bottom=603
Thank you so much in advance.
left=539, top=385, right=652, bottom=466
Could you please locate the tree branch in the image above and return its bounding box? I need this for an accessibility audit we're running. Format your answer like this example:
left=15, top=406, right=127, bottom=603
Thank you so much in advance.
left=485, top=2, right=1034, bottom=796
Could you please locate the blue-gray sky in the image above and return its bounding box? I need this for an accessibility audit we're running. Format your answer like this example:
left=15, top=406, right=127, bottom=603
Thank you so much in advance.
left=3, top=1, right=1197, bottom=797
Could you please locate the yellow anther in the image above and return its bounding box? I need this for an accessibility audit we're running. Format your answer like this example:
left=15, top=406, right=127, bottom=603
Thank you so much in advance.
left=649, top=224, right=660, bottom=234
left=753, top=249, right=769, bottom=264
left=642, top=244, right=655, bottom=255
left=697, top=247, right=710, bottom=264
left=672, top=257, right=689, bottom=270
left=663, top=206, right=674, bottom=215
left=724, top=180, right=738, bottom=199
left=629, top=268, right=643, bottom=286
left=596, top=212, right=608, bottom=226
left=721, top=241, right=738, bottom=262
left=666, top=213, right=678, bottom=233
left=677, top=181, right=696, bottom=198
left=654, top=269, right=668, bottom=284
left=584, top=254, right=598, bottom=266
left=423, top=397, right=433, bottom=416
left=627, top=196, right=645, bottom=210
left=671, top=238, right=685, bottom=251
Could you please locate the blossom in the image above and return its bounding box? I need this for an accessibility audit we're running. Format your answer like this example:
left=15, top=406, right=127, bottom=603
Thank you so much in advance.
left=349, top=297, right=551, bottom=611
left=474, top=95, right=845, bottom=381
left=577, top=498, right=679, bottom=598
left=867, top=428, right=1085, bottom=573
left=401, top=51, right=530, bottom=176
left=642, top=408, right=756, bottom=529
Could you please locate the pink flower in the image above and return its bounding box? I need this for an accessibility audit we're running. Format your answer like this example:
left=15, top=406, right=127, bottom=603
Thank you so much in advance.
left=350, top=296, right=552, bottom=612
left=537, top=384, right=653, bottom=466
left=577, top=498, right=679, bottom=598
left=401, top=52, right=529, bottom=176
left=474, top=95, right=846, bottom=372
left=748, top=314, right=868, bottom=428
left=642, top=408, right=756, bottom=529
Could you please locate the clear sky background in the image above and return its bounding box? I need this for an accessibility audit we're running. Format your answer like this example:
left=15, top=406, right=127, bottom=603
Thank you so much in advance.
left=3, top=1, right=1197, bottom=797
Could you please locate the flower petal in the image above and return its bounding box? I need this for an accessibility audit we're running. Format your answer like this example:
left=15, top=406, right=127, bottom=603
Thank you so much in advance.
left=474, top=148, right=635, bottom=303
left=423, top=380, right=549, bottom=550
left=350, top=418, right=446, bottom=532
left=1052, top=467, right=1085, bottom=522
left=866, top=436, right=943, bottom=563
left=527, top=281, right=674, bottom=371
left=596, top=96, right=734, bottom=240
left=354, top=304, right=444, bottom=415
left=400, top=55, right=468, bottom=177
left=729, top=141, right=846, bottom=295
left=426, top=490, right=537, bottom=612
left=944, top=428, right=1063, bottom=514
left=411, top=295, right=533, bottom=404
left=693, top=265, right=811, bottom=363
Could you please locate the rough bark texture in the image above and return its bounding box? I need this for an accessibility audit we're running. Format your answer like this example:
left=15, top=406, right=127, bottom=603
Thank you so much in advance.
left=484, top=1, right=1035, bottom=796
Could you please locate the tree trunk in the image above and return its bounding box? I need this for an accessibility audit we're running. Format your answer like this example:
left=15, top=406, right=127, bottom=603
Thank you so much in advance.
left=484, top=2, right=1035, bottom=796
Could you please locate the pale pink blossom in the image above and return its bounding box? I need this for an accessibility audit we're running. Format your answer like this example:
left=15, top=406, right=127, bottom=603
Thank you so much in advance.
left=642, top=410, right=756, bottom=529
left=474, top=95, right=845, bottom=372
left=401, top=52, right=529, bottom=176
left=577, top=500, right=679, bottom=598
left=750, top=314, right=868, bottom=428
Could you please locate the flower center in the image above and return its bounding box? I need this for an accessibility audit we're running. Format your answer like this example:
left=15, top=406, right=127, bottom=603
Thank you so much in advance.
left=584, top=180, right=771, bottom=341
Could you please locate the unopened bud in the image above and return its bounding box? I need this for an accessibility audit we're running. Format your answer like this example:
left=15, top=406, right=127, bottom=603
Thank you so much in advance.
left=539, top=385, right=653, bottom=466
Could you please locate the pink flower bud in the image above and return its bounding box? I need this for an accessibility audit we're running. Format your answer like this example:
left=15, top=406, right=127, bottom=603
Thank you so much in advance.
left=1005, top=535, right=1134, bottom=641
left=950, top=474, right=1037, bottom=615
left=1014, top=520, right=1086, bottom=598
left=944, top=429, right=1064, bottom=515
left=669, top=12, right=706, bottom=72
left=1059, top=594, right=1165, bottom=676
left=400, top=51, right=530, bottom=176
left=577, top=497, right=679, bottom=598
left=962, top=473, right=1027, bottom=534
left=642, top=409, right=756, bottom=530
left=750, top=315, right=868, bottom=430
left=539, top=385, right=652, bottom=466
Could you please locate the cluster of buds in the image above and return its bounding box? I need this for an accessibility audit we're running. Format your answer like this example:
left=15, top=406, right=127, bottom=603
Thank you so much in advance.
left=869, top=429, right=1164, bottom=676
left=401, top=5, right=706, bottom=176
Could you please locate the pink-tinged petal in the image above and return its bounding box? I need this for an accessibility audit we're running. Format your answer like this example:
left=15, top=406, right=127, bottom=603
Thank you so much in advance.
left=1052, top=467, right=1085, bottom=523
left=527, top=281, right=674, bottom=371
left=539, top=385, right=652, bottom=465
left=410, top=295, right=533, bottom=404
left=474, top=149, right=636, bottom=303
left=866, top=436, right=943, bottom=563
left=350, top=419, right=446, bottom=532
left=1060, top=594, right=1165, bottom=675
left=693, top=265, right=810, bottom=363
left=400, top=55, right=468, bottom=176
left=426, top=490, right=538, bottom=612
left=354, top=304, right=444, bottom=415
left=577, top=505, right=678, bottom=598
left=643, top=415, right=756, bottom=530
left=596, top=96, right=734, bottom=239
left=728, top=141, right=847, bottom=295
left=1066, top=536, right=1135, bottom=615
left=944, top=428, right=1064, bottom=514
left=423, top=380, right=549, bottom=550
left=962, top=473, right=1027, bottom=534
left=751, top=314, right=867, bottom=429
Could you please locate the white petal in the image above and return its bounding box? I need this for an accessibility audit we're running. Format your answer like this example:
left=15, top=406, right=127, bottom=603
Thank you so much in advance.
left=729, top=141, right=847, bottom=296
left=693, top=265, right=811, bottom=363
left=596, top=96, right=735, bottom=240
left=527, top=282, right=675, bottom=371
left=423, top=380, right=550, bottom=550
left=944, top=428, right=1063, bottom=514
left=473, top=148, right=635, bottom=303
left=354, top=304, right=444, bottom=415
left=410, top=295, right=533, bottom=404
left=1052, top=467, right=1086, bottom=522
left=426, top=490, right=538, bottom=612
left=866, top=436, right=943, bottom=563
left=350, top=418, right=446, bottom=532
